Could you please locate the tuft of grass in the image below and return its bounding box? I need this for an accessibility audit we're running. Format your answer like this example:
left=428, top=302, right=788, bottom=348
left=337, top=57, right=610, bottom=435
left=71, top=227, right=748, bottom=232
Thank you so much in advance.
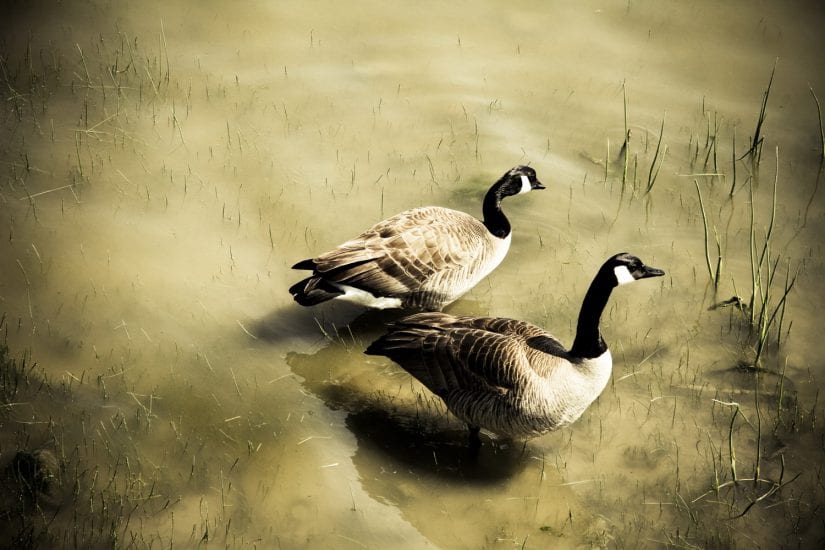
left=741, top=61, right=777, bottom=163
left=746, top=148, right=798, bottom=367
left=609, top=86, right=668, bottom=198
left=701, top=147, right=799, bottom=368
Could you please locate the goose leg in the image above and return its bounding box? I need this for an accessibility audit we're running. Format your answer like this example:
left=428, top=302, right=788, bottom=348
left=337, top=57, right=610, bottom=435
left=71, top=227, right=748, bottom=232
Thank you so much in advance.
left=467, top=425, right=481, bottom=452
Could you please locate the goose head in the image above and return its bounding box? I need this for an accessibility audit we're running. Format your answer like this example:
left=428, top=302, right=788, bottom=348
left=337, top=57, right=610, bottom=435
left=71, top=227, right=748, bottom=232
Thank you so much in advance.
left=498, top=165, right=545, bottom=197
left=605, top=252, right=665, bottom=287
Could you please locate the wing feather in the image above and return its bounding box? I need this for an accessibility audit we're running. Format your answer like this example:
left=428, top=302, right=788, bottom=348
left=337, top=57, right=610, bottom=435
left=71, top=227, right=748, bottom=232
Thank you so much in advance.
left=308, top=207, right=490, bottom=300
left=368, top=313, right=563, bottom=396
left=375, top=313, right=569, bottom=381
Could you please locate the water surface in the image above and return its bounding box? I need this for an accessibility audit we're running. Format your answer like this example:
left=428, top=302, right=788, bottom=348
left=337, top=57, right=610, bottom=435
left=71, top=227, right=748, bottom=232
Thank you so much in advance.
left=1, top=1, right=824, bottom=547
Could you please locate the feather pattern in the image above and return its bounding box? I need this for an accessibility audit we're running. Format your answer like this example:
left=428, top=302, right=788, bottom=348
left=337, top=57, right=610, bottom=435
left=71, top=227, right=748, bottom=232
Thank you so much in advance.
left=289, top=166, right=544, bottom=310
left=307, top=208, right=506, bottom=309
left=367, top=312, right=610, bottom=438
left=365, top=253, right=665, bottom=440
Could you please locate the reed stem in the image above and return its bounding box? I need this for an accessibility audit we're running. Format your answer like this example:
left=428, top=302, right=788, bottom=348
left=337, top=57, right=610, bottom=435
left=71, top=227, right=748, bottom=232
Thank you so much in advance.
left=645, top=114, right=666, bottom=194
left=694, top=180, right=717, bottom=289
left=811, top=87, right=825, bottom=160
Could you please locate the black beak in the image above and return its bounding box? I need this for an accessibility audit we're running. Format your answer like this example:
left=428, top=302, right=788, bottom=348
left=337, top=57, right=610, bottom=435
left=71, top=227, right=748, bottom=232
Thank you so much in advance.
left=532, top=179, right=546, bottom=190
left=640, top=265, right=665, bottom=279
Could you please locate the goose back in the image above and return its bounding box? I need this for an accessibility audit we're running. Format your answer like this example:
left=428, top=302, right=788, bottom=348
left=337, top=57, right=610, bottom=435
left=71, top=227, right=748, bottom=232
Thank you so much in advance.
left=365, top=312, right=613, bottom=438
left=296, top=206, right=510, bottom=310
left=290, top=165, right=544, bottom=310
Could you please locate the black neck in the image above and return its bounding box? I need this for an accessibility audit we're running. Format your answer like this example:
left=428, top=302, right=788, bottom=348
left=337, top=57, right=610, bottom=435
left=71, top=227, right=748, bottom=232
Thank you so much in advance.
left=482, top=182, right=511, bottom=238
left=570, top=271, right=615, bottom=359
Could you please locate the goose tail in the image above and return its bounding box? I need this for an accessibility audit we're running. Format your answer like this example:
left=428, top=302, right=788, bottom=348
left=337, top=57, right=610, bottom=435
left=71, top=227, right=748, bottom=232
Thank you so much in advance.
left=364, top=328, right=423, bottom=358
left=365, top=316, right=459, bottom=397
left=288, top=276, right=343, bottom=306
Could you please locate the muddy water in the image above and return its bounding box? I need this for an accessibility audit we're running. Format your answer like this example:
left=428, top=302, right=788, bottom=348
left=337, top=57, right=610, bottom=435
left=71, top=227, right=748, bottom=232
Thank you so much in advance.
left=1, top=0, right=824, bottom=547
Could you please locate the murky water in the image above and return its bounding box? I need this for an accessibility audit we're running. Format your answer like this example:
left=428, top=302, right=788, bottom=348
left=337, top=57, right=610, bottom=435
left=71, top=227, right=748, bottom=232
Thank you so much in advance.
left=2, top=0, right=824, bottom=547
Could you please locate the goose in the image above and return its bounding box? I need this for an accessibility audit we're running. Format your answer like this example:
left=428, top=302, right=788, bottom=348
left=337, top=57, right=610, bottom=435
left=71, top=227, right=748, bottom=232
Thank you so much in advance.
left=365, top=252, right=664, bottom=445
left=289, top=165, right=545, bottom=311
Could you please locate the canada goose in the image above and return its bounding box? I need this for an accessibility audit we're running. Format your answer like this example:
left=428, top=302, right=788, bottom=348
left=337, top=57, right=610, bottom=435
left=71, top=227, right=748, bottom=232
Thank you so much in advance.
left=289, top=165, right=545, bottom=310
left=365, top=253, right=664, bottom=444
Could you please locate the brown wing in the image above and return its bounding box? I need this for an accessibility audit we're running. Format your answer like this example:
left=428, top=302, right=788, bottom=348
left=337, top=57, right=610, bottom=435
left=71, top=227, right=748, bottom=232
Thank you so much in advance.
left=309, top=207, right=488, bottom=297
left=381, top=313, right=569, bottom=380
left=367, top=313, right=567, bottom=396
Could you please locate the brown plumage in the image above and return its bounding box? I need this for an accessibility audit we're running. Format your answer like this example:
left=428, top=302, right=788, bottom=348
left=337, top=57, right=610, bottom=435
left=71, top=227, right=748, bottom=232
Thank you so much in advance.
left=365, top=253, right=665, bottom=442
left=289, top=166, right=544, bottom=310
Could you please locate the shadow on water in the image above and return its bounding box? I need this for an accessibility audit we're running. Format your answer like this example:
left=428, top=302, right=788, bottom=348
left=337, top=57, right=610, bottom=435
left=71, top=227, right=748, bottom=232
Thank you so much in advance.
left=261, top=298, right=547, bottom=483
left=250, top=301, right=406, bottom=349
left=286, top=334, right=532, bottom=484
left=253, top=295, right=491, bottom=346
left=345, top=401, right=532, bottom=484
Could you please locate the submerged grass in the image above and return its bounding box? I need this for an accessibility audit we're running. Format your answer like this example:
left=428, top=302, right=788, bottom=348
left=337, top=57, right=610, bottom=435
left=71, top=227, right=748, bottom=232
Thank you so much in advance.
left=811, top=87, right=825, bottom=160
left=690, top=82, right=800, bottom=371
left=605, top=87, right=668, bottom=204
left=0, top=28, right=253, bottom=548
left=2, top=5, right=824, bottom=549
left=0, top=343, right=115, bottom=547
left=694, top=179, right=722, bottom=290
left=745, top=148, right=799, bottom=367
left=622, top=82, right=630, bottom=191
left=644, top=114, right=667, bottom=194
left=741, top=61, right=777, bottom=164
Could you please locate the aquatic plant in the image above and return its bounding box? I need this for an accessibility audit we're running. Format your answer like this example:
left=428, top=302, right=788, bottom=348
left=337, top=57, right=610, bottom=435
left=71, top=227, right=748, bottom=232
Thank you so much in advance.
left=608, top=86, right=667, bottom=198
left=811, top=87, right=825, bottom=160
left=745, top=150, right=799, bottom=367
left=694, top=179, right=722, bottom=291
left=741, top=62, right=777, bottom=164
left=696, top=122, right=798, bottom=368
left=644, top=115, right=667, bottom=195
left=622, top=83, right=630, bottom=191
left=729, top=125, right=738, bottom=196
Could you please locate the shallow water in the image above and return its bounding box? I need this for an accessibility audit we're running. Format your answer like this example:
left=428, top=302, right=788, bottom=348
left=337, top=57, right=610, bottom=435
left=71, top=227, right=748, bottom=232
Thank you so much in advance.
left=1, top=0, right=824, bottom=547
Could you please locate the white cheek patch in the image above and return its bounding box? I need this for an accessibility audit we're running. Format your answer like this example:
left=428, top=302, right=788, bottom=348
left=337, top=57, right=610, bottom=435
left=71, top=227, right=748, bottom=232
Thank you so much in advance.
left=519, top=175, right=532, bottom=194
left=613, top=265, right=635, bottom=286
